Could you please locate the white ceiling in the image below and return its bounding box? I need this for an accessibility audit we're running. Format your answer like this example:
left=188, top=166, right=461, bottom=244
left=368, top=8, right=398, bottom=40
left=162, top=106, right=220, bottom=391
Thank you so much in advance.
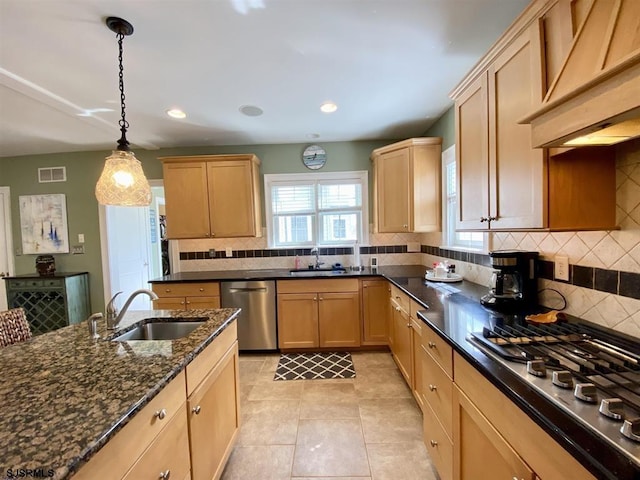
left=0, top=0, right=529, bottom=158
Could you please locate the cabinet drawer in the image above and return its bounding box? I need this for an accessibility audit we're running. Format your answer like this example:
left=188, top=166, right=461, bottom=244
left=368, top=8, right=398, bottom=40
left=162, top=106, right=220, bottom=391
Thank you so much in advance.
left=423, top=402, right=453, bottom=480
left=152, top=282, right=220, bottom=298
left=154, top=298, right=187, bottom=310
left=186, top=321, right=237, bottom=395
left=422, top=344, right=453, bottom=440
left=43, top=279, right=63, bottom=287
left=7, top=279, right=43, bottom=288
left=389, top=284, right=410, bottom=313
left=422, top=324, right=453, bottom=377
left=123, top=403, right=190, bottom=480
left=277, top=278, right=359, bottom=294
left=74, top=371, right=186, bottom=480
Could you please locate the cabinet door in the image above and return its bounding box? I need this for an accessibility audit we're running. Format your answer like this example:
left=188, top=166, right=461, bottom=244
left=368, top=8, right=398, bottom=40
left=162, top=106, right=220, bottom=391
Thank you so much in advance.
left=361, top=280, right=389, bottom=345
left=207, top=161, right=256, bottom=237
left=188, top=343, right=240, bottom=480
left=277, top=293, right=319, bottom=349
left=410, top=317, right=424, bottom=411
left=163, top=161, right=211, bottom=239
left=376, top=149, right=410, bottom=232
left=186, top=296, right=221, bottom=310
left=456, top=74, right=489, bottom=230
left=488, top=25, right=546, bottom=229
left=391, top=302, right=412, bottom=385
left=453, top=386, right=535, bottom=480
left=318, top=292, right=361, bottom=348
left=153, top=297, right=187, bottom=310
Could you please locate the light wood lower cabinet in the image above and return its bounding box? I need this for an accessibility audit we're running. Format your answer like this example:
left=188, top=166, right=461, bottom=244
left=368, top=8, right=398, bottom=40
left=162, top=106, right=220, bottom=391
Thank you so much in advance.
left=277, top=279, right=361, bottom=349
left=409, top=309, right=424, bottom=411
left=390, top=295, right=412, bottom=384
left=74, top=323, right=240, bottom=480
left=360, top=278, right=389, bottom=345
left=188, top=341, right=240, bottom=480
left=453, top=385, right=534, bottom=480
left=453, top=352, right=596, bottom=480
left=151, top=282, right=221, bottom=310
left=423, top=401, right=454, bottom=480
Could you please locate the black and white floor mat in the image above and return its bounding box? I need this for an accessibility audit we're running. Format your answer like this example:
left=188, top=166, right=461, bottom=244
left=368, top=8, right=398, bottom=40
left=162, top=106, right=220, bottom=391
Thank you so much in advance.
left=274, top=352, right=356, bottom=381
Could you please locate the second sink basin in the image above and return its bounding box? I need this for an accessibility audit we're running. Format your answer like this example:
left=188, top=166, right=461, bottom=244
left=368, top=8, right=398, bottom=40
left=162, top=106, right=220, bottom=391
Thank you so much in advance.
left=111, top=319, right=206, bottom=341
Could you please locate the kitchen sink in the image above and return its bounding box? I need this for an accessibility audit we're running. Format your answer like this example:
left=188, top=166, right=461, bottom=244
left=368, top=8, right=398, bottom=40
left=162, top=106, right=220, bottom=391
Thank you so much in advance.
left=289, top=268, right=348, bottom=277
left=111, top=319, right=206, bottom=341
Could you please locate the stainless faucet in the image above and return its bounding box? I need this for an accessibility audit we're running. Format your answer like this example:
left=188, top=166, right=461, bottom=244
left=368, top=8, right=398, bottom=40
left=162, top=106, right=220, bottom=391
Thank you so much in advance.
left=310, top=247, right=324, bottom=269
left=106, top=289, right=159, bottom=330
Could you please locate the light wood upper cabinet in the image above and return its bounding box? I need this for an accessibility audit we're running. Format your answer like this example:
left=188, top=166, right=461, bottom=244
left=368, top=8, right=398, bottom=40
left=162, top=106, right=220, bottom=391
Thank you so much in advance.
left=160, top=154, right=262, bottom=239
left=452, top=0, right=617, bottom=231
left=371, top=137, right=442, bottom=233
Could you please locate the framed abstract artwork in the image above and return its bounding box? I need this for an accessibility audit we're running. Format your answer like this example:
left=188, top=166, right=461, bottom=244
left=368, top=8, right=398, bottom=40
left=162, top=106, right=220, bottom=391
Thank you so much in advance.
left=19, top=194, right=69, bottom=254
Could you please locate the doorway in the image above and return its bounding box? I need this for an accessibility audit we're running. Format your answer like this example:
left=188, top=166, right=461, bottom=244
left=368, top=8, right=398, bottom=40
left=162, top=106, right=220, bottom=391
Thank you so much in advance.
left=0, top=187, right=15, bottom=310
left=99, top=181, right=166, bottom=310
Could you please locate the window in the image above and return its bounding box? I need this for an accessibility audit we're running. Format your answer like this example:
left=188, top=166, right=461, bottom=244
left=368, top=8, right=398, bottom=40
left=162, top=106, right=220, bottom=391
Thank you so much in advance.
left=265, top=171, right=368, bottom=248
left=442, top=145, right=487, bottom=251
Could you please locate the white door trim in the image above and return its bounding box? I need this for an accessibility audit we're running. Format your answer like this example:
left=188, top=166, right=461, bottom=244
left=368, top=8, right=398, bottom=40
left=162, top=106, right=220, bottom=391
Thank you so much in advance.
left=0, top=186, right=15, bottom=310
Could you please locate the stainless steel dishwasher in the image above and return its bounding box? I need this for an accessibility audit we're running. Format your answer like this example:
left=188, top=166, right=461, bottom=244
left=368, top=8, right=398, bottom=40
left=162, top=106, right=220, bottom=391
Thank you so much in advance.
left=220, top=280, right=277, bottom=351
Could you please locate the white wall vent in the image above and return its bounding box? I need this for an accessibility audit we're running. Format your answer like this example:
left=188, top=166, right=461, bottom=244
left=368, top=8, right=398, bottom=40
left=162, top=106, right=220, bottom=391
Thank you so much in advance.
left=38, top=167, right=66, bottom=183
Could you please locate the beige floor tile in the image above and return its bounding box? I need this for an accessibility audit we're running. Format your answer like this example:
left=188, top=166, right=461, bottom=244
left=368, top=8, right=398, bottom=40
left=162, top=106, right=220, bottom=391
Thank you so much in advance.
left=366, top=441, right=437, bottom=480
left=239, top=358, right=265, bottom=385
left=238, top=400, right=300, bottom=445
left=248, top=381, right=304, bottom=401
left=260, top=353, right=282, bottom=372
left=299, top=399, right=360, bottom=419
left=292, top=419, right=370, bottom=477
left=302, top=381, right=358, bottom=402
left=351, top=351, right=395, bottom=369
left=359, top=398, right=423, bottom=443
left=292, top=478, right=371, bottom=480
left=354, top=374, right=413, bottom=399
left=239, top=383, right=253, bottom=406
left=220, top=445, right=294, bottom=480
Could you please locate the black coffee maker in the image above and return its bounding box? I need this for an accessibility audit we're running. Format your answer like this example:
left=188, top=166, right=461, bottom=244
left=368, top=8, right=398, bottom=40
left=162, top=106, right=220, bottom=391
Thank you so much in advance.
left=480, top=250, right=538, bottom=312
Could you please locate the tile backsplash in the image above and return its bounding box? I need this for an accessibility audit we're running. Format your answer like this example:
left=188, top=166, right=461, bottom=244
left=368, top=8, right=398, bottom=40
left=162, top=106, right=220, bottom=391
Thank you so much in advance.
left=175, top=140, right=640, bottom=338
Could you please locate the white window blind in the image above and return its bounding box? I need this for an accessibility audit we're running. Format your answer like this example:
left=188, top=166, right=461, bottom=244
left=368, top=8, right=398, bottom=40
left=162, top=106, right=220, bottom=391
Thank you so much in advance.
left=265, top=172, right=368, bottom=248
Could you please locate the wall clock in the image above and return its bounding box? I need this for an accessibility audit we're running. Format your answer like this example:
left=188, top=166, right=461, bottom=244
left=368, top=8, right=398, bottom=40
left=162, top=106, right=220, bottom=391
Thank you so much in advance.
left=302, top=144, right=327, bottom=170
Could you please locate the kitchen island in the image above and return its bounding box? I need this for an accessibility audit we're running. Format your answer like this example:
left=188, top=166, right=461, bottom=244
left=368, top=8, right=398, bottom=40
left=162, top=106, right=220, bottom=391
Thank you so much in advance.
left=0, top=307, right=240, bottom=479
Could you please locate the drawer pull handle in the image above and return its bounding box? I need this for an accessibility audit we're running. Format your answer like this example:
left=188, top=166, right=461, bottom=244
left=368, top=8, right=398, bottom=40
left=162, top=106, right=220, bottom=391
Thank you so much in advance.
left=192, top=405, right=202, bottom=415
left=199, top=288, right=204, bottom=292
left=159, top=470, right=171, bottom=480
left=428, top=341, right=436, bottom=348
left=429, top=384, right=437, bottom=391
left=407, top=323, right=411, bottom=328
left=155, top=409, right=167, bottom=420
left=430, top=440, right=438, bottom=447
left=165, top=289, right=171, bottom=293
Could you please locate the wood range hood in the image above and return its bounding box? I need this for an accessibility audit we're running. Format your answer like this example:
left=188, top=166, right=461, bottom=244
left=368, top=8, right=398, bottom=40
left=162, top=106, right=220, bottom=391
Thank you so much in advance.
left=522, top=0, right=640, bottom=148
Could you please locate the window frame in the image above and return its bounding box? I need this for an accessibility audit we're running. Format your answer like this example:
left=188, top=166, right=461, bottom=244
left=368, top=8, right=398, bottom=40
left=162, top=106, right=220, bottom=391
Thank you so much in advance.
left=264, top=171, right=369, bottom=248
left=441, top=144, right=489, bottom=253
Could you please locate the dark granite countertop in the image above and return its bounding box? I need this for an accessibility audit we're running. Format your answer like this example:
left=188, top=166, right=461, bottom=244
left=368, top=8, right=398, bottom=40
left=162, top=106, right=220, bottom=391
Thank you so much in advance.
left=0, top=307, right=240, bottom=480
left=150, top=265, right=638, bottom=479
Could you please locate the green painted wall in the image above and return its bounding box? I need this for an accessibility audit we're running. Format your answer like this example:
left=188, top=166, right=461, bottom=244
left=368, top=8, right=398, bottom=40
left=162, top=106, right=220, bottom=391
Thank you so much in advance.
left=425, top=106, right=455, bottom=150
left=0, top=139, right=393, bottom=313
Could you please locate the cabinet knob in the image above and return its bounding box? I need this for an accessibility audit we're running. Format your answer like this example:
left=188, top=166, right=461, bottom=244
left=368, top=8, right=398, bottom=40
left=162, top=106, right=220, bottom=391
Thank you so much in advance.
left=319, top=297, right=323, bottom=301
left=154, top=409, right=167, bottom=420
left=407, top=323, right=411, bottom=328
left=205, top=233, right=210, bottom=237
left=363, top=285, right=368, bottom=288
left=199, top=288, right=204, bottom=292
left=428, top=341, right=436, bottom=348
left=186, top=301, right=191, bottom=304
left=165, top=289, right=171, bottom=293
left=211, top=232, right=216, bottom=237
left=429, top=384, right=437, bottom=392
left=395, top=306, right=401, bottom=312
left=488, top=216, right=498, bottom=222
left=159, top=470, right=171, bottom=480
left=479, top=217, right=488, bottom=223
left=430, top=440, right=438, bottom=447
left=180, top=301, right=185, bottom=305
left=313, top=297, right=317, bottom=301
left=403, top=224, right=408, bottom=229
left=192, top=405, right=201, bottom=415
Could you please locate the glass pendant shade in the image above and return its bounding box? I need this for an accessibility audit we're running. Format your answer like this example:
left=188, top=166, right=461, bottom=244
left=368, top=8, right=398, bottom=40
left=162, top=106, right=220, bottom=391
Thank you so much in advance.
left=95, top=150, right=151, bottom=206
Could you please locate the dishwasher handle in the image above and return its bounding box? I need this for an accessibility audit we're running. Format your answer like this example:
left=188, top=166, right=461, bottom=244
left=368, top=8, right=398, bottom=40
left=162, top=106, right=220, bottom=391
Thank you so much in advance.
left=227, top=287, right=268, bottom=293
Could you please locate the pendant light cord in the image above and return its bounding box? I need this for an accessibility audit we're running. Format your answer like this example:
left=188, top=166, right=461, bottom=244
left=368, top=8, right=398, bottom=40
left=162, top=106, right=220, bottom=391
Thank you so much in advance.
left=116, top=31, right=130, bottom=151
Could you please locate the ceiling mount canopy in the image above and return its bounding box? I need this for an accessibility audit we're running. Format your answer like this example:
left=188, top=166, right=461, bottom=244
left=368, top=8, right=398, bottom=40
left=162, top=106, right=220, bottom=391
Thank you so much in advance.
left=95, top=16, right=151, bottom=207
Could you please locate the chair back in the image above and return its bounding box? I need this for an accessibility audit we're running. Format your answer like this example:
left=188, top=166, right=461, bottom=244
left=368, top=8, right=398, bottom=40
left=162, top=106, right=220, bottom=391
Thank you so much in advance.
left=0, top=307, right=32, bottom=347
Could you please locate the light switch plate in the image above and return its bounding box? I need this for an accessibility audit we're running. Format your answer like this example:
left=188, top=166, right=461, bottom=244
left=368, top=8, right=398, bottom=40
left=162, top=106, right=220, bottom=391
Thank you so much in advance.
left=225, top=247, right=233, bottom=258
left=78, top=233, right=85, bottom=243
left=370, top=256, right=378, bottom=267
left=554, top=255, right=569, bottom=281
left=407, top=242, right=420, bottom=252
left=72, top=245, right=85, bottom=255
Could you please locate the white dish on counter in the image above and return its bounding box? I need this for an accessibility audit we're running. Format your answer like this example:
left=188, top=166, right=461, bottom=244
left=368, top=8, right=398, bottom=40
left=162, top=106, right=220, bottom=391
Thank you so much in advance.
left=425, top=272, right=463, bottom=283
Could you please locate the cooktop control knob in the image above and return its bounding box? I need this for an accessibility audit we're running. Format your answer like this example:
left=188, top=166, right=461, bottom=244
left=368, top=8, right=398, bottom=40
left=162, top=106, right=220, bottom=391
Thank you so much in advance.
left=620, top=417, right=640, bottom=442
left=599, top=398, right=624, bottom=420
left=574, top=383, right=598, bottom=403
left=526, top=360, right=547, bottom=378
left=552, top=370, right=574, bottom=389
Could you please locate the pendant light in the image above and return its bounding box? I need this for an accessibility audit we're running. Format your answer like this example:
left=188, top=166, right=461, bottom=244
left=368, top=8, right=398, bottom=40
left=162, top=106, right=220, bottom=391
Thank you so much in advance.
left=95, top=16, right=151, bottom=207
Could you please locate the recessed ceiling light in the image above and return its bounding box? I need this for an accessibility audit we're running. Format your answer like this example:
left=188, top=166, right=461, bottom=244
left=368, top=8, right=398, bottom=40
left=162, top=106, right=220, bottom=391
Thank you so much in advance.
left=167, top=109, right=186, bottom=119
left=320, top=102, right=338, bottom=113
left=306, top=133, right=320, bottom=139
left=239, top=105, right=264, bottom=117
